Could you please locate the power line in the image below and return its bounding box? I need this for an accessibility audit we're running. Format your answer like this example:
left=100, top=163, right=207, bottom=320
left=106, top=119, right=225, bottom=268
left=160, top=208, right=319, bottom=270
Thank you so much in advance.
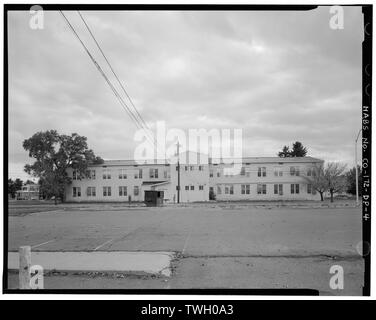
left=59, top=11, right=157, bottom=152
left=77, top=11, right=166, bottom=159
left=77, top=11, right=151, bottom=133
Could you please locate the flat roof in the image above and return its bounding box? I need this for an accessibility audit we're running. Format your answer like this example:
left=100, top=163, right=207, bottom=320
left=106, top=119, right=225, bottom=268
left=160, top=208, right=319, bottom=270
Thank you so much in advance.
left=91, top=156, right=323, bottom=167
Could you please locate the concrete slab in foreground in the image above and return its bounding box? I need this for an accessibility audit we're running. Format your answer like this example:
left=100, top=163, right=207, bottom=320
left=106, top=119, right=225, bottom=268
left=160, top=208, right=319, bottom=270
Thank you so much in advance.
left=8, top=251, right=174, bottom=277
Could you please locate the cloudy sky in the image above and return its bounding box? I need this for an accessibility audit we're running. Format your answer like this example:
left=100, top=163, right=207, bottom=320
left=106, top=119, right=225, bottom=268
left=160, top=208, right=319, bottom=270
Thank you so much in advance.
left=8, top=7, right=363, bottom=180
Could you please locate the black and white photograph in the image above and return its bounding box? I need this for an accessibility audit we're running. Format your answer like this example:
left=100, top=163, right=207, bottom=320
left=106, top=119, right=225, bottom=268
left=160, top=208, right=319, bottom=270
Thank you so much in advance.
left=3, top=3, right=372, bottom=298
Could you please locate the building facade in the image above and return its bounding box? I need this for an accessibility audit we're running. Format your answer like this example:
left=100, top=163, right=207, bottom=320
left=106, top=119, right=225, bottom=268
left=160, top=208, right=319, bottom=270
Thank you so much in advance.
left=65, top=155, right=323, bottom=203
left=16, top=183, right=40, bottom=200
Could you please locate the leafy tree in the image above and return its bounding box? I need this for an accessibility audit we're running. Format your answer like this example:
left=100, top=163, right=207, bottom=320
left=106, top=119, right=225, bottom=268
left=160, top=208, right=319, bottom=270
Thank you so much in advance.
left=8, top=178, right=23, bottom=199
left=23, top=130, right=103, bottom=204
left=325, top=162, right=348, bottom=203
left=345, top=166, right=362, bottom=196
left=278, top=141, right=307, bottom=158
left=302, top=163, right=327, bottom=201
left=278, top=145, right=291, bottom=158
left=290, top=141, right=307, bottom=157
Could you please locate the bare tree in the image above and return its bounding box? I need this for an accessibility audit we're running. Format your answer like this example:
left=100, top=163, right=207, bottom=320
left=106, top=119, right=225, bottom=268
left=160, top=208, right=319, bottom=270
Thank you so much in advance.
left=302, top=163, right=327, bottom=201
left=325, top=162, right=348, bottom=203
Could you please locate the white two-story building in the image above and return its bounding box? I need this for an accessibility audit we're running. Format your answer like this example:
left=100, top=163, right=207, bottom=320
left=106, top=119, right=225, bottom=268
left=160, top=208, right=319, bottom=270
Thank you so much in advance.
left=65, top=154, right=323, bottom=203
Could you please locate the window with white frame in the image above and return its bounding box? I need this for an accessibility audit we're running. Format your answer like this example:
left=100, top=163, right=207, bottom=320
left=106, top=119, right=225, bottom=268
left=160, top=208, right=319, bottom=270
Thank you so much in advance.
left=190, top=185, right=195, bottom=191
left=86, top=170, right=96, bottom=180
left=290, top=166, right=300, bottom=176
left=119, top=186, right=127, bottom=196
left=258, top=167, right=266, bottom=177
left=291, top=184, right=300, bottom=194
left=257, top=184, right=267, bottom=194
left=225, top=184, right=234, bottom=194
left=274, top=184, right=283, bottom=195
left=241, top=184, right=250, bottom=195
left=102, top=169, right=111, bottom=179
left=185, top=186, right=189, bottom=190
left=118, top=169, right=127, bottom=179
left=149, top=168, right=158, bottom=179
left=73, top=187, right=81, bottom=197
left=274, top=167, right=283, bottom=177
left=73, top=170, right=81, bottom=180
left=199, top=185, right=204, bottom=190
left=103, top=186, right=111, bottom=196
left=87, top=187, right=96, bottom=197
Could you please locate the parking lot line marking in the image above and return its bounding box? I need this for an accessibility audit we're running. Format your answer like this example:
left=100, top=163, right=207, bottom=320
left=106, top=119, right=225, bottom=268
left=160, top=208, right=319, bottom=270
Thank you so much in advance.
left=93, top=238, right=115, bottom=251
left=31, top=239, right=55, bottom=249
left=182, top=228, right=193, bottom=255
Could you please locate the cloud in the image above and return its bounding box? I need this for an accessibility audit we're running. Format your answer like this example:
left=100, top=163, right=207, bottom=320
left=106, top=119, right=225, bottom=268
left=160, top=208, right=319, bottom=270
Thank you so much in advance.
left=7, top=7, right=363, bottom=179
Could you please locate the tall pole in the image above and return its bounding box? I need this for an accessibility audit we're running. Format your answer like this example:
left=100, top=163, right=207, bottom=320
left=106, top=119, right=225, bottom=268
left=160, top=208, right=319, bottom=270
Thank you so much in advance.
left=355, top=129, right=362, bottom=206
left=177, top=142, right=180, bottom=204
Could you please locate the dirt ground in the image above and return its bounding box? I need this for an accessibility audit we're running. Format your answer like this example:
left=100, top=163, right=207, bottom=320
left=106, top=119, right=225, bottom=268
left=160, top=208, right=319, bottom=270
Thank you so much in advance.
left=6, top=203, right=364, bottom=295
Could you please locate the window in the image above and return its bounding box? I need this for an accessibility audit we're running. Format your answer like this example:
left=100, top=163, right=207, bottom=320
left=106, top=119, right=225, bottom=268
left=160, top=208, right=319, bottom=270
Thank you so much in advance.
left=190, top=185, right=194, bottom=191
left=185, top=186, right=189, bottom=190
left=190, top=166, right=194, bottom=171
left=103, top=186, right=111, bottom=197
left=119, top=169, right=127, bottom=179
left=257, top=184, right=267, bottom=194
left=240, top=167, right=246, bottom=176
left=209, top=187, right=214, bottom=193
left=134, top=169, right=142, bottom=179
left=73, top=187, right=81, bottom=197
left=274, top=184, right=283, bottom=195
left=210, top=170, right=214, bottom=178
left=307, top=184, right=312, bottom=194
left=149, top=168, right=158, bottom=179
left=241, top=184, right=250, bottom=195
left=134, top=186, right=139, bottom=196
left=217, top=171, right=221, bottom=177
left=225, top=185, right=234, bottom=194
left=185, top=166, right=188, bottom=171
left=176, top=166, right=179, bottom=171
left=119, top=186, right=127, bottom=196
left=86, top=170, right=96, bottom=180
left=73, top=170, right=80, bottom=180
left=87, top=187, right=96, bottom=197
left=102, top=169, right=111, bottom=180
left=290, top=166, right=300, bottom=176
left=217, top=185, right=222, bottom=195
left=164, top=170, right=168, bottom=179
left=307, top=167, right=316, bottom=177
left=199, top=165, right=204, bottom=171
left=291, top=184, right=300, bottom=194
left=258, top=167, right=266, bottom=177
left=199, top=185, right=204, bottom=190
left=274, top=167, right=283, bottom=177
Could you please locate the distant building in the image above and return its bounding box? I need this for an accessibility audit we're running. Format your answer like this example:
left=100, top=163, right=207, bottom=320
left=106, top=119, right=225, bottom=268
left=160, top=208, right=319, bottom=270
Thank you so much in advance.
left=16, top=183, right=40, bottom=200
left=65, top=153, right=323, bottom=203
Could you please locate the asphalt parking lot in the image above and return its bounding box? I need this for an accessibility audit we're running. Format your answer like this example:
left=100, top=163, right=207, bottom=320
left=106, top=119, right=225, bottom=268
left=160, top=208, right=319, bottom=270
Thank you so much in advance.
left=7, top=204, right=364, bottom=295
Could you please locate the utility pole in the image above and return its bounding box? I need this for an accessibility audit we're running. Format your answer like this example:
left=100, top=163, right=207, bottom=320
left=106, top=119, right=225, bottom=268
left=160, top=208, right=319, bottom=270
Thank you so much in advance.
left=355, top=129, right=362, bottom=206
left=177, top=141, right=181, bottom=204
